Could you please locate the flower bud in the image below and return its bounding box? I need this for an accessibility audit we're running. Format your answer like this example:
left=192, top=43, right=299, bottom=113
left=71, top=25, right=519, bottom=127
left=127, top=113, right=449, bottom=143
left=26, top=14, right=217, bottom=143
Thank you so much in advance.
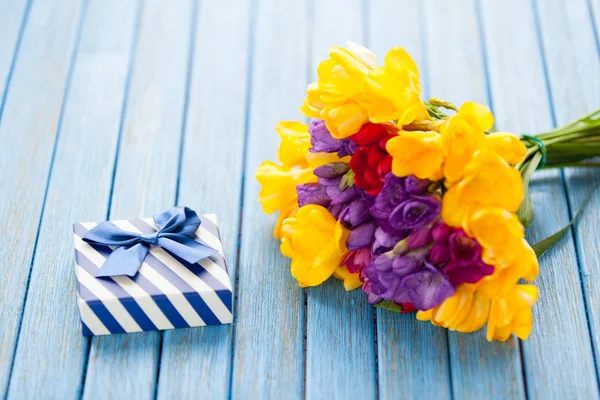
left=313, top=162, right=350, bottom=178
left=407, top=226, right=433, bottom=249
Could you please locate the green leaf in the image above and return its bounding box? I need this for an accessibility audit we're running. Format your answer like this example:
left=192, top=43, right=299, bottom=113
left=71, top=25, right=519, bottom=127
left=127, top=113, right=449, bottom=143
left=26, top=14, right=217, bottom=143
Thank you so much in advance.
left=374, top=300, right=404, bottom=313
left=517, top=153, right=542, bottom=227
left=532, top=183, right=600, bottom=258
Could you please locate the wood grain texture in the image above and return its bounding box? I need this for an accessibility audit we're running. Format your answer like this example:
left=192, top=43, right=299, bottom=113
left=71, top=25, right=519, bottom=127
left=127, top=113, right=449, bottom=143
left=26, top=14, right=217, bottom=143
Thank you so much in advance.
left=230, top=0, right=307, bottom=397
left=0, top=0, right=84, bottom=396
left=0, top=0, right=29, bottom=117
left=425, top=1, right=526, bottom=398
left=481, top=0, right=599, bottom=398
left=535, top=0, right=600, bottom=385
left=591, top=0, right=600, bottom=47
left=305, top=1, right=376, bottom=399
left=367, top=2, right=452, bottom=399
left=0, top=1, right=599, bottom=398
left=6, top=2, right=139, bottom=398
left=80, top=1, right=193, bottom=399
left=155, top=0, right=251, bottom=398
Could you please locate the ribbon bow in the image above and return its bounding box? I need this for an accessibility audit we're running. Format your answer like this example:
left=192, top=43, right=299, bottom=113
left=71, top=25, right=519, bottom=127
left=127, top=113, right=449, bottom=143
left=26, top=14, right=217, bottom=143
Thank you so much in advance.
left=83, top=206, right=218, bottom=278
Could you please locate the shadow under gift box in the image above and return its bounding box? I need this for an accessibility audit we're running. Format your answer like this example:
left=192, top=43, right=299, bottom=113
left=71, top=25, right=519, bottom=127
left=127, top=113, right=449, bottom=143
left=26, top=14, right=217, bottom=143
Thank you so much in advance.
left=72, top=214, right=233, bottom=336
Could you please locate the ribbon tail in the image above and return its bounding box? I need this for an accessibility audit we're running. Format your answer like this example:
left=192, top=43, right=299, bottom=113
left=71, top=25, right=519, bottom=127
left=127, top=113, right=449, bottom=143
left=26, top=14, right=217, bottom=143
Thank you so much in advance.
left=95, top=243, right=149, bottom=278
left=158, top=237, right=218, bottom=264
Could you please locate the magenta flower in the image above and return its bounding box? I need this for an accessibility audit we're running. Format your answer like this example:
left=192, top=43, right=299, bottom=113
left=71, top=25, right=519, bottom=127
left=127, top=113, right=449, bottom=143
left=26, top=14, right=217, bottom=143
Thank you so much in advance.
left=429, top=222, right=494, bottom=286
left=343, top=247, right=372, bottom=274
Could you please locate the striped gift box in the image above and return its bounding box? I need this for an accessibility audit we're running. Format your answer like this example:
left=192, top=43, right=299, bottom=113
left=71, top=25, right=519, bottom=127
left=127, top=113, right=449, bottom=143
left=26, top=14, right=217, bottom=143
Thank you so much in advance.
left=72, top=213, right=233, bottom=336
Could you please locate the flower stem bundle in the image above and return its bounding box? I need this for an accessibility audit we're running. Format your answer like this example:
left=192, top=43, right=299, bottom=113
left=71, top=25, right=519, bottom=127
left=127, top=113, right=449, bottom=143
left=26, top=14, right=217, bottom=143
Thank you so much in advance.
left=256, top=42, right=600, bottom=342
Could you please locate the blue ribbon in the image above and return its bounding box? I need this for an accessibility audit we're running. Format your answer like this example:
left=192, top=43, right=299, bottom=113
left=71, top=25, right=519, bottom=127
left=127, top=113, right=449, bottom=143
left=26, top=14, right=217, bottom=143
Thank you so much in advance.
left=83, top=206, right=218, bottom=278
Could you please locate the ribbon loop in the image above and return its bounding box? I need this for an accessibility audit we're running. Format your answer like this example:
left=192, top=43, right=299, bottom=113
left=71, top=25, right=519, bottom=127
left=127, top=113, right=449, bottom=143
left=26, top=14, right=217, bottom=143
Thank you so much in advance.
left=83, top=206, right=218, bottom=278
left=522, top=134, right=547, bottom=169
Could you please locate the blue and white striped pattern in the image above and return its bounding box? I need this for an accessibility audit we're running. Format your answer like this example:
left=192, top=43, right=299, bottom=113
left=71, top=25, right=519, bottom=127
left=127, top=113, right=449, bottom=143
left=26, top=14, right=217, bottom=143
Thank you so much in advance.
left=72, top=213, right=233, bottom=336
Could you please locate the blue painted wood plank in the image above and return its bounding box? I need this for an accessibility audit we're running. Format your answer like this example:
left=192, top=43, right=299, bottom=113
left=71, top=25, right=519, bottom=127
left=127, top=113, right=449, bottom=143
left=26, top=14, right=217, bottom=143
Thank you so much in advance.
left=0, top=0, right=85, bottom=396
left=155, top=0, right=252, bottom=398
left=481, top=0, right=599, bottom=398
left=305, top=1, right=376, bottom=399
left=591, top=0, right=600, bottom=48
left=79, top=1, right=195, bottom=399
left=534, top=0, right=600, bottom=385
left=0, top=0, right=29, bottom=118
left=367, top=2, right=452, bottom=399
left=231, top=0, right=308, bottom=397
left=425, top=1, right=527, bottom=398
left=5, top=1, right=138, bottom=398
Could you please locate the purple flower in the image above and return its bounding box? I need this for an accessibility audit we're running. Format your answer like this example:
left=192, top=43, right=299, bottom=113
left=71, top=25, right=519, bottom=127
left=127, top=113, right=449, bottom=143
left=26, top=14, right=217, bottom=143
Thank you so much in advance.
left=363, top=245, right=453, bottom=308
left=347, top=221, right=377, bottom=250
left=296, top=169, right=374, bottom=231
left=372, top=226, right=408, bottom=255
left=309, top=120, right=357, bottom=157
left=392, top=249, right=428, bottom=276
left=339, top=198, right=373, bottom=229
left=370, top=174, right=408, bottom=223
left=326, top=183, right=362, bottom=207
left=297, top=183, right=330, bottom=207
left=371, top=174, right=439, bottom=233
left=313, top=162, right=350, bottom=178
left=388, top=195, right=441, bottom=230
left=404, top=175, right=430, bottom=195
left=400, top=263, right=455, bottom=310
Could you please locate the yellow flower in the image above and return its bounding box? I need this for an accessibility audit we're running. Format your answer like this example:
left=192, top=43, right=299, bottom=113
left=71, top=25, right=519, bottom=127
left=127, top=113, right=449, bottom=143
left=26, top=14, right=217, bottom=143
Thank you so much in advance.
left=363, top=47, right=424, bottom=125
left=301, top=82, right=325, bottom=118
left=273, top=204, right=297, bottom=239
left=441, top=149, right=523, bottom=230
left=440, top=102, right=491, bottom=182
left=280, top=205, right=350, bottom=287
left=474, top=240, right=539, bottom=298
left=256, top=161, right=317, bottom=238
left=468, top=207, right=525, bottom=267
left=333, top=264, right=362, bottom=291
left=276, top=121, right=311, bottom=167
left=486, top=132, right=527, bottom=165
left=301, top=43, right=376, bottom=139
left=453, top=102, right=495, bottom=131
left=416, top=287, right=490, bottom=332
left=320, top=102, right=369, bottom=139
left=417, top=284, right=537, bottom=341
left=487, top=285, right=537, bottom=341
left=256, top=161, right=316, bottom=215
left=386, top=130, right=444, bottom=180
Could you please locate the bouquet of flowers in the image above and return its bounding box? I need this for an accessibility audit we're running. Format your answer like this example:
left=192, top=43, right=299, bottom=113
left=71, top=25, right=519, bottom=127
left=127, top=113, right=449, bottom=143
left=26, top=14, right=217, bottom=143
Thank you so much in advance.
left=255, top=43, right=600, bottom=342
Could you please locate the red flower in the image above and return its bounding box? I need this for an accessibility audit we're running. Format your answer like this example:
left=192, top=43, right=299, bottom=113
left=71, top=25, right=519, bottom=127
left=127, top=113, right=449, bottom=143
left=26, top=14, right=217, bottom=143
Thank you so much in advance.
left=349, top=123, right=398, bottom=196
left=397, top=302, right=417, bottom=314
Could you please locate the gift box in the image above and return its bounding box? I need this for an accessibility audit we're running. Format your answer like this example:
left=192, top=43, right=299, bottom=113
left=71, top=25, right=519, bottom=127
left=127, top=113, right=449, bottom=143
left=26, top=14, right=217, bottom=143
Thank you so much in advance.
left=72, top=207, right=233, bottom=336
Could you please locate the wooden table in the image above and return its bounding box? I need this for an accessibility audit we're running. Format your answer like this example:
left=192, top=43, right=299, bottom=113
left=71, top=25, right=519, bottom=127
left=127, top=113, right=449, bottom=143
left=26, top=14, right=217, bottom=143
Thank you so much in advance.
left=1, top=0, right=599, bottom=398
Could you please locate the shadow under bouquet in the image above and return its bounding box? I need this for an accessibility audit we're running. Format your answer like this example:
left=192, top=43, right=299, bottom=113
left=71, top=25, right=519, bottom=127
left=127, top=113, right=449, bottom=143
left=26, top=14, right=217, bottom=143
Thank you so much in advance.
left=255, top=42, right=600, bottom=342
